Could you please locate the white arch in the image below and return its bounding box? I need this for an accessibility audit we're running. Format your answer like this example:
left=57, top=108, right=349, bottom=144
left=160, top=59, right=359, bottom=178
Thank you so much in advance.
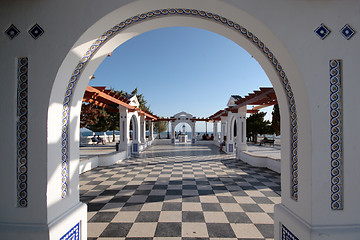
left=47, top=1, right=311, bottom=238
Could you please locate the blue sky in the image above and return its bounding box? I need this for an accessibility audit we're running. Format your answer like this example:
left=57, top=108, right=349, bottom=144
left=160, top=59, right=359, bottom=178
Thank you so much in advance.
left=91, top=27, right=273, bottom=132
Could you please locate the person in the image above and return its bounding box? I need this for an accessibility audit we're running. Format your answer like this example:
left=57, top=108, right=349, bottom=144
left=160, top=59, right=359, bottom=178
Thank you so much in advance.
left=210, top=134, right=214, bottom=140
left=96, top=135, right=105, bottom=145
left=220, top=136, right=226, bottom=152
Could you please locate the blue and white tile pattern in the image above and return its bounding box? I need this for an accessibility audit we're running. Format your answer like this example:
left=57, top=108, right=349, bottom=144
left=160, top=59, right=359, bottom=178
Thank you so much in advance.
left=28, top=23, right=44, bottom=39
left=60, top=222, right=80, bottom=240
left=17, top=57, right=28, bottom=207
left=314, top=23, right=331, bottom=40
left=340, top=24, right=356, bottom=40
left=330, top=59, right=343, bottom=210
left=5, top=24, right=20, bottom=39
left=282, top=224, right=299, bottom=240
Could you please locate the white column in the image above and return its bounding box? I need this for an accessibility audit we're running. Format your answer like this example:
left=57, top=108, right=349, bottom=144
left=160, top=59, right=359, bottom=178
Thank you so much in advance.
left=220, top=116, right=227, bottom=152
left=191, top=121, right=196, bottom=144
left=171, top=121, right=176, bottom=144
left=148, top=120, right=154, bottom=141
left=140, top=115, right=146, bottom=144
left=119, top=107, right=129, bottom=153
left=225, top=114, right=235, bottom=154
left=236, top=106, right=248, bottom=158
left=213, top=121, right=219, bottom=144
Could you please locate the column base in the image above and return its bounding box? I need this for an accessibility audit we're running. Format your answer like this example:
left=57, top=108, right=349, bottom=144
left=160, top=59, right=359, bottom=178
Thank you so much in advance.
left=0, top=202, right=87, bottom=240
left=274, top=203, right=360, bottom=240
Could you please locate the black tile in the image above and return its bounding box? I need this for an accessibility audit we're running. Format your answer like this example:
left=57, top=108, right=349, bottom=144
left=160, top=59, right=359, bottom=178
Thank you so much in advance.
left=125, top=238, right=153, bottom=240
left=240, top=186, right=256, bottom=190
left=154, top=222, right=181, bottom=237
left=87, top=181, right=103, bottom=185
left=229, top=190, right=248, bottom=196
left=146, top=195, right=165, bottom=202
left=169, top=180, right=182, bottom=185
left=225, top=212, right=252, bottom=223
left=114, top=181, right=129, bottom=185
left=212, top=185, right=227, bottom=190
left=255, top=224, right=274, bottom=238
left=166, top=190, right=182, bottom=195
left=87, top=203, right=106, bottom=212
left=182, top=196, right=201, bottom=202
left=262, top=191, right=280, bottom=197
left=134, top=190, right=151, bottom=195
left=206, top=223, right=236, bottom=238
left=123, top=185, right=139, bottom=190
left=93, top=185, right=110, bottom=190
left=120, top=203, right=143, bottom=211
left=240, top=204, right=264, bottom=212
left=183, top=185, right=197, bottom=190
left=100, top=190, right=120, bottom=196
left=89, top=212, right=117, bottom=222
left=100, top=223, right=133, bottom=237
left=251, top=197, right=274, bottom=204
left=182, top=211, right=205, bottom=222
left=201, top=203, right=223, bottom=212
left=270, top=186, right=281, bottom=192
left=182, top=238, right=209, bottom=240
left=198, top=190, right=214, bottom=196
left=217, top=196, right=237, bottom=203
left=80, top=196, right=96, bottom=203
left=109, top=196, right=130, bottom=203
left=153, top=185, right=167, bottom=189
left=162, top=202, right=182, bottom=211
left=135, top=211, right=160, bottom=222
left=249, top=181, right=265, bottom=186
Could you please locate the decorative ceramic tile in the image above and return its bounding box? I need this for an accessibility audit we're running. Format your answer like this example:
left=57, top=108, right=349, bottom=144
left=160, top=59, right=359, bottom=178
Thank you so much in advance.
left=228, top=143, right=233, bottom=153
left=329, top=59, right=343, bottom=210
left=314, top=23, right=331, bottom=40
left=5, top=24, right=20, bottom=39
left=28, top=23, right=44, bottom=39
left=133, top=143, right=138, bottom=153
left=61, top=8, right=299, bottom=200
left=282, top=224, right=299, bottom=240
left=340, top=24, right=355, bottom=40
left=60, top=222, right=80, bottom=240
left=17, top=57, right=28, bottom=207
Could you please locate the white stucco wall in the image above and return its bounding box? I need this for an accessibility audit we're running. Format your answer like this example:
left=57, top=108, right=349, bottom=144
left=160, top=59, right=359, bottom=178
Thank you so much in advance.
left=1, top=0, right=360, bottom=239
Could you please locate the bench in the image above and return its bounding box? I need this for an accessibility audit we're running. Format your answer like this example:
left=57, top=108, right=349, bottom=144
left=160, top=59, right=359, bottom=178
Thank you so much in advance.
left=259, top=139, right=275, bottom=146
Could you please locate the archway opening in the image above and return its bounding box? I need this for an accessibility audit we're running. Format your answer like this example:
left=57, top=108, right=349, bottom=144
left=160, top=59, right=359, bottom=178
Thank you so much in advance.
left=48, top=8, right=305, bottom=239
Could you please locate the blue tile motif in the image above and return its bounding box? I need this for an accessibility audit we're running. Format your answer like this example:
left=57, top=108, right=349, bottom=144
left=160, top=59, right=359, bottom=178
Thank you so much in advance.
left=228, top=143, right=233, bottom=152
left=60, top=222, right=80, bottom=240
left=340, top=24, right=355, bottom=40
left=330, top=59, right=343, bottom=210
left=133, top=143, right=138, bottom=153
left=61, top=8, right=299, bottom=200
left=314, top=23, right=331, bottom=40
left=29, top=23, right=44, bottom=39
left=17, top=57, right=28, bottom=207
left=282, top=224, right=299, bottom=240
left=5, top=24, right=20, bottom=39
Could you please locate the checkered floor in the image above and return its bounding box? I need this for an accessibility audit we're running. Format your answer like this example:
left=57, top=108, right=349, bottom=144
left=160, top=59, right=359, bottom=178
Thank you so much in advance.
left=80, top=143, right=281, bottom=240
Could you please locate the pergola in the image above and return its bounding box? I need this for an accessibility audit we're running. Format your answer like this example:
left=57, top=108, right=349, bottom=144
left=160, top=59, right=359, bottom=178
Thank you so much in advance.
left=82, top=85, right=158, bottom=155
left=83, top=85, right=158, bottom=120
left=207, top=87, right=277, bottom=155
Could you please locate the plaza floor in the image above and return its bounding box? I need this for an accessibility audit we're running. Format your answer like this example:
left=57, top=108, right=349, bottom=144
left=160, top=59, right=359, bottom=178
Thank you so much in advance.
left=80, top=142, right=281, bottom=240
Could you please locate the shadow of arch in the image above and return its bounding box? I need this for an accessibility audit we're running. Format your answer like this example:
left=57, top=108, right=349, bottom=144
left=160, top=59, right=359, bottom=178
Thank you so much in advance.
left=60, top=8, right=299, bottom=201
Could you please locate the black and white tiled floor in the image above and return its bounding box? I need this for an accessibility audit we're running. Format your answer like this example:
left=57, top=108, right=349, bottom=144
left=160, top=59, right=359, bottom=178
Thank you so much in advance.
left=80, top=143, right=281, bottom=240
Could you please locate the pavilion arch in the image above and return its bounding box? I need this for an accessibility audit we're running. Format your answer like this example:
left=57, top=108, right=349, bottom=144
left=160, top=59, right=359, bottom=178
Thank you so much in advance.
left=47, top=1, right=311, bottom=238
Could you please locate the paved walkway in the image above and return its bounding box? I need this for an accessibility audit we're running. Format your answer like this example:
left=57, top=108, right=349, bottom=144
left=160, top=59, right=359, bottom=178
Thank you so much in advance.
left=80, top=143, right=281, bottom=240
